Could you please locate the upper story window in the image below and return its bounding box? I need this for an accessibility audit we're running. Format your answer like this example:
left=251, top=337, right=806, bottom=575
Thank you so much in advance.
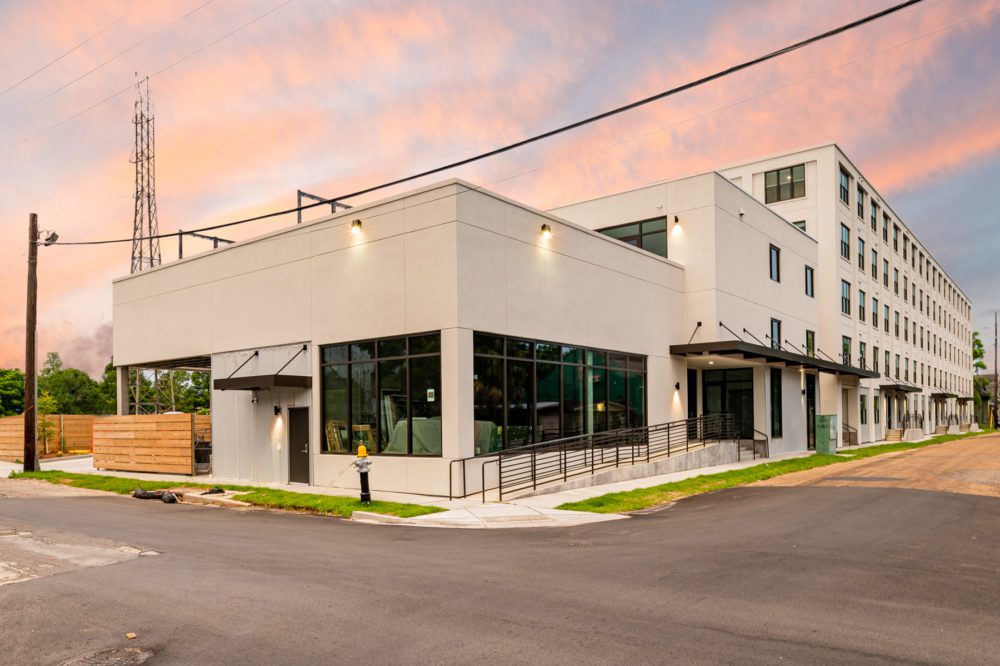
left=840, top=224, right=850, bottom=259
left=839, top=167, right=851, bottom=205
left=769, top=244, right=781, bottom=282
left=770, top=318, right=782, bottom=350
left=597, top=217, right=667, bottom=258
left=858, top=289, right=866, bottom=322
left=870, top=201, right=878, bottom=230
left=893, top=224, right=899, bottom=252
left=842, top=336, right=852, bottom=366
left=883, top=259, right=889, bottom=287
left=857, top=185, right=866, bottom=218
left=893, top=267, right=899, bottom=294
left=765, top=164, right=805, bottom=203
left=903, top=235, right=908, bottom=260
left=872, top=297, right=879, bottom=327
left=804, top=265, right=814, bottom=297
left=805, top=330, right=815, bottom=357
left=841, top=280, right=851, bottom=315
left=857, top=238, right=865, bottom=270
left=871, top=249, right=878, bottom=279
left=792, top=220, right=806, bottom=232
left=883, top=213, right=889, bottom=242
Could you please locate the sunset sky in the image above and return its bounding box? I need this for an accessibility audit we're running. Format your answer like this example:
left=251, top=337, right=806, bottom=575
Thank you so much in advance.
left=0, top=0, right=998, bottom=377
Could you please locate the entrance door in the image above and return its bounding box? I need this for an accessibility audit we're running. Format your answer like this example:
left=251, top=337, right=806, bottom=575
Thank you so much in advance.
left=805, top=374, right=816, bottom=450
left=288, top=407, right=310, bottom=484
left=703, top=369, right=754, bottom=438
left=886, top=395, right=894, bottom=429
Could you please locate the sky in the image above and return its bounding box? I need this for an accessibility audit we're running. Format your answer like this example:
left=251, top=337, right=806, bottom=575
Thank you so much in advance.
left=0, top=0, right=998, bottom=378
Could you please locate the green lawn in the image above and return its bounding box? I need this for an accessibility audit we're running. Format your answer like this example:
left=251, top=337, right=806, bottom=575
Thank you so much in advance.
left=556, top=429, right=994, bottom=514
left=10, top=470, right=444, bottom=519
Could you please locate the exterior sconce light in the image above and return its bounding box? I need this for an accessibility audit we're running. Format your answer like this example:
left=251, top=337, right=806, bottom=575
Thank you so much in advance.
left=274, top=405, right=282, bottom=416
left=250, top=393, right=259, bottom=405
left=350, top=219, right=363, bottom=234
left=540, top=223, right=552, bottom=239
left=675, top=382, right=681, bottom=391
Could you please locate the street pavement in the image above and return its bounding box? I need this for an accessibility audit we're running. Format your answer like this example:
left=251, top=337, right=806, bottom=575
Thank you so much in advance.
left=1, top=435, right=999, bottom=665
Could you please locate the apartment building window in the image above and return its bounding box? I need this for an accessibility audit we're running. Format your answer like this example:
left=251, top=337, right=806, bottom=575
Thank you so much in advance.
left=870, top=201, right=878, bottom=230
left=858, top=289, right=866, bottom=322
left=860, top=394, right=868, bottom=425
left=597, top=218, right=668, bottom=258
left=913, top=320, right=917, bottom=343
left=873, top=346, right=879, bottom=373
left=765, top=164, right=805, bottom=203
left=859, top=341, right=867, bottom=368
left=919, top=289, right=923, bottom=313
left=883, top=304, right=890, bottom=333
left=893, top=224, right=899, bottom=252
left=806, top=330, right=815, bottom=357
left=841, top=280, right=851, bottom=315
left=883, top=259, right=889, bottom=287
left=884, top=351, right=890, bottom=376
left=894, top=311, right=900, bottom=337
left=920, top=326, right=924, bottom=347
left=893, top=268, right=899, bottom=294
left=904, top=316, right=909, bottom=342
left=903, top=235, right=908, bottom=260
left=770, top=319, right=782, bottom=350
left=840, top=224, right=850, bottom=259
left=870, top=249, right=878, bottom=279
left=874, top=396, right=880, bottom=423
left=883, top=213, right=889, bottom=242
left=804, top=265, right=814, bottom=297
left=872, top=297, right=879, bottom=327
left=770, top=367, right=782, bottom=438
left=857, top=185, right=866, bottom=218
left=903, top=275, right=908, bottom=300
left=895, top=354, right=900, bottom=379
left=857, top=238, right=865, bottom=269
left=792, top=220, right=806, bottom=232
left=769, top=244, right=780, bottom=282
left=839, top=167, right=851, bottom=204
left=842, top=336, right=852, bottom=366
left=905, top=357, right=909, bottom=381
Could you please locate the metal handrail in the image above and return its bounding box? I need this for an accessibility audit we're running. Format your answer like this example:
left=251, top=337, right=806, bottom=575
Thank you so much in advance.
left=842, top=422, right=859, bottom=447
left=901, top=412, right=924, bottom=430
left=448, top=413, right=740, bottom=501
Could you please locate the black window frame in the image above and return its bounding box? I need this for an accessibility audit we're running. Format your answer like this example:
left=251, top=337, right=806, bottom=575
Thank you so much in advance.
left=765, top=164, right=806, bottom=203
left=840, top=224, right=850, bottom=259
left=804, top=265, right=814, bottom=298
left=805, top=330, right=815, bottom=357
left=770, top=318, right=782, bottom=350
left=769, top=244, right=781, bottom=282
left=596, top=217, right=668, bottom=258
left=839, top=167, right=851, bottom=205
left=841, top=280, right=851, bottom=315
left=770, top=367, right=782, bottom=438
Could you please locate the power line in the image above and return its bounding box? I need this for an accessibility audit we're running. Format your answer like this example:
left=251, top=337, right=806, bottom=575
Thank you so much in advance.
left=20, top=1, right=214, bottom=111
left=21, top=0, right=292, bottom=140
left=54, top=0, right=927, bottom=247
left=0, top=10, right=130, bottom=97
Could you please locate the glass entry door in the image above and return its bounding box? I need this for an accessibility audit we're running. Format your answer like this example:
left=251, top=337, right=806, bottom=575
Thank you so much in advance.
left=806, top=373, right=817, bottom=450
left=702, top=368, right=754, bottom=438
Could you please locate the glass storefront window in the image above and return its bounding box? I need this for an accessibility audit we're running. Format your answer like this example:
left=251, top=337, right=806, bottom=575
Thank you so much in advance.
left=321, top=333, right=441, bottom=456
left=474, top=332, right=646, bottom=449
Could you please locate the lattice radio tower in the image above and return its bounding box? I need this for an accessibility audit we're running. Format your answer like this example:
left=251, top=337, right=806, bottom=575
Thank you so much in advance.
left=130, top=76, right=160, bottom=274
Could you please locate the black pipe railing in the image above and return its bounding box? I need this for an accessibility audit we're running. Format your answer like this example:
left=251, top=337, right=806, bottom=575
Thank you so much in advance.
left=842, top=422, right=859, bottom=447
left=901, top=412, right=924, bottom=430
left=449, top=413, right=739, bottom=501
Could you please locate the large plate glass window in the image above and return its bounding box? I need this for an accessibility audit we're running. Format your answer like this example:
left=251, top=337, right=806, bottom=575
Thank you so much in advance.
left=765, top=164, right=805, bottom=203
left=596, top=217, right=668, bottom=258
left=320, top=333, right=442, bottom=456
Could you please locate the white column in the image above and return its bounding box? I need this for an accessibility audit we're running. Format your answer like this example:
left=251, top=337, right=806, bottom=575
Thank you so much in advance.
left=441, top=327, right=473, bottom=459
left=116, top=366, right=130, bottom=415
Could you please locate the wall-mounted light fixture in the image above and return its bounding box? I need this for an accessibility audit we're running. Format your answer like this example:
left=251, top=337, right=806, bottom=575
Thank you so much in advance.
left=708, top=360, right=715, bottom=365
left=673, top=215, right=680, bottom=225
left=250, top=393, right=259, bottom=405
left=350, top=219, right=363, bottom=235
left=540, top=223, right=552, bottom=239
left=675, top=382, right=681, bottom=391
left=274, top=405, right=282, bottom=416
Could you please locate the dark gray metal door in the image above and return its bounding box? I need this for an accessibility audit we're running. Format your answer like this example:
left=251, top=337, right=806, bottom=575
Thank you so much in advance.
left=288, top=407, right=310, bottom=484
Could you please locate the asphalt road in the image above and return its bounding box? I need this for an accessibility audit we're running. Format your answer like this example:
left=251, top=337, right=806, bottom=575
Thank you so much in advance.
left=1, top=468, right=999, bottom=664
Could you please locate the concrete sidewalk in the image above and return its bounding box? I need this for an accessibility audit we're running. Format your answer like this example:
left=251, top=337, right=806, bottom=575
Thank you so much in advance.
left=1, top=449, right=819, bottom=529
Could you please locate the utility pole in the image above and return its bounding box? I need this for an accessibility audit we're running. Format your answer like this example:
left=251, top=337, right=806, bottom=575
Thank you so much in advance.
left=994, top=311, right=998, bottom=428
left=24, top=213, right=39, bottom=472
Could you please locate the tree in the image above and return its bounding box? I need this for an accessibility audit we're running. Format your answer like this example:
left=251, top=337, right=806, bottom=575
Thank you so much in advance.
left=97, top=360, right=118, bottom=414
left=973, top=331, right=987, bottom=373
left=0, top=369, right=25, bottom=416
left=38, top=366, right=104, bottom=414
left=41, top=351, right=64, bottom=377
left=37, top=390, right=59, bottom=455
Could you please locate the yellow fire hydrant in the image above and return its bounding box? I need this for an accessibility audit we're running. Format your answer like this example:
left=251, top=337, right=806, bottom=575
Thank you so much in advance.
left=352, top=444, right=373, bottom=503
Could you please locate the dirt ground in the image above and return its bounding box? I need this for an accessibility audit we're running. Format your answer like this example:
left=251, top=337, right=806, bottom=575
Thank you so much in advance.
left=755, top=432, right=1000, bottom=498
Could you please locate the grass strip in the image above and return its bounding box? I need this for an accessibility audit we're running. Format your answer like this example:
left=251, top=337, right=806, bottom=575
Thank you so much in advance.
left=556, top=429, right=994, bottom=514
left=10, top=470, right=444, bottom=519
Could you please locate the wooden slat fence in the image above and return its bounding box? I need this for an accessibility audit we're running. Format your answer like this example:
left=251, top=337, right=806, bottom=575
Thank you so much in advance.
left=0, top=414, right=96, bottom=461
left=93, top=414, right=203, bottom=475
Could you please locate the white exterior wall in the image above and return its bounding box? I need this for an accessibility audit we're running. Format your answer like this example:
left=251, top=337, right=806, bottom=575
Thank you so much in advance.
left=113, top=180, right=687, bottom=495
left=720, top=143, right=975, bottom=443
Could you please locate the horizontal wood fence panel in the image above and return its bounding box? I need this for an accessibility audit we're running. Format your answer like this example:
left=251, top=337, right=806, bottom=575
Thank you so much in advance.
left=93, top=414, right=207, bottom=474
left=0, top=414, right=96, bottom=461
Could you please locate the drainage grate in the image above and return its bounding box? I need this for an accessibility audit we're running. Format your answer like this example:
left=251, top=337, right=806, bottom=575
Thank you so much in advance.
left=59, top=647, right=154, bottom=666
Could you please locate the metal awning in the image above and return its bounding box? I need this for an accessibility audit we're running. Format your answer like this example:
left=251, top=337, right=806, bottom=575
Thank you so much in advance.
left=930, top=391, right=957, bottom=399
left=881, top=382, right=922, bottom=394
left=669, top=340, right=879, bottom=378
left=213, top=374, right=312, bottom=391
left=956, top=396, right=974, bottom=402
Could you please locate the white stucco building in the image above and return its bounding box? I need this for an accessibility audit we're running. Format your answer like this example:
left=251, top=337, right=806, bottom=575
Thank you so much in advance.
left=111, top=144, right=974, bottom=496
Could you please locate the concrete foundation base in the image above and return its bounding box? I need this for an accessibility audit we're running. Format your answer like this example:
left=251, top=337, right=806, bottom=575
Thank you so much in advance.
left=947, top=425, right=961, bottom=435
left=903, top=428, right=923, bottom=441
left=518, top=440, right=740, bottom=498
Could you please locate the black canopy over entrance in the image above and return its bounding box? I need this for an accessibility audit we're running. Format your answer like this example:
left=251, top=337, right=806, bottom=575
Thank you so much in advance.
left=670, top=340, right=880, bottom=378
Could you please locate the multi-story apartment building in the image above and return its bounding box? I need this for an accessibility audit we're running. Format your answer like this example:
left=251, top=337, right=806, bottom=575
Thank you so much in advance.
left=718, top=144, right=975, bottom=443
left=110, top=144, right=974, bottom=495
